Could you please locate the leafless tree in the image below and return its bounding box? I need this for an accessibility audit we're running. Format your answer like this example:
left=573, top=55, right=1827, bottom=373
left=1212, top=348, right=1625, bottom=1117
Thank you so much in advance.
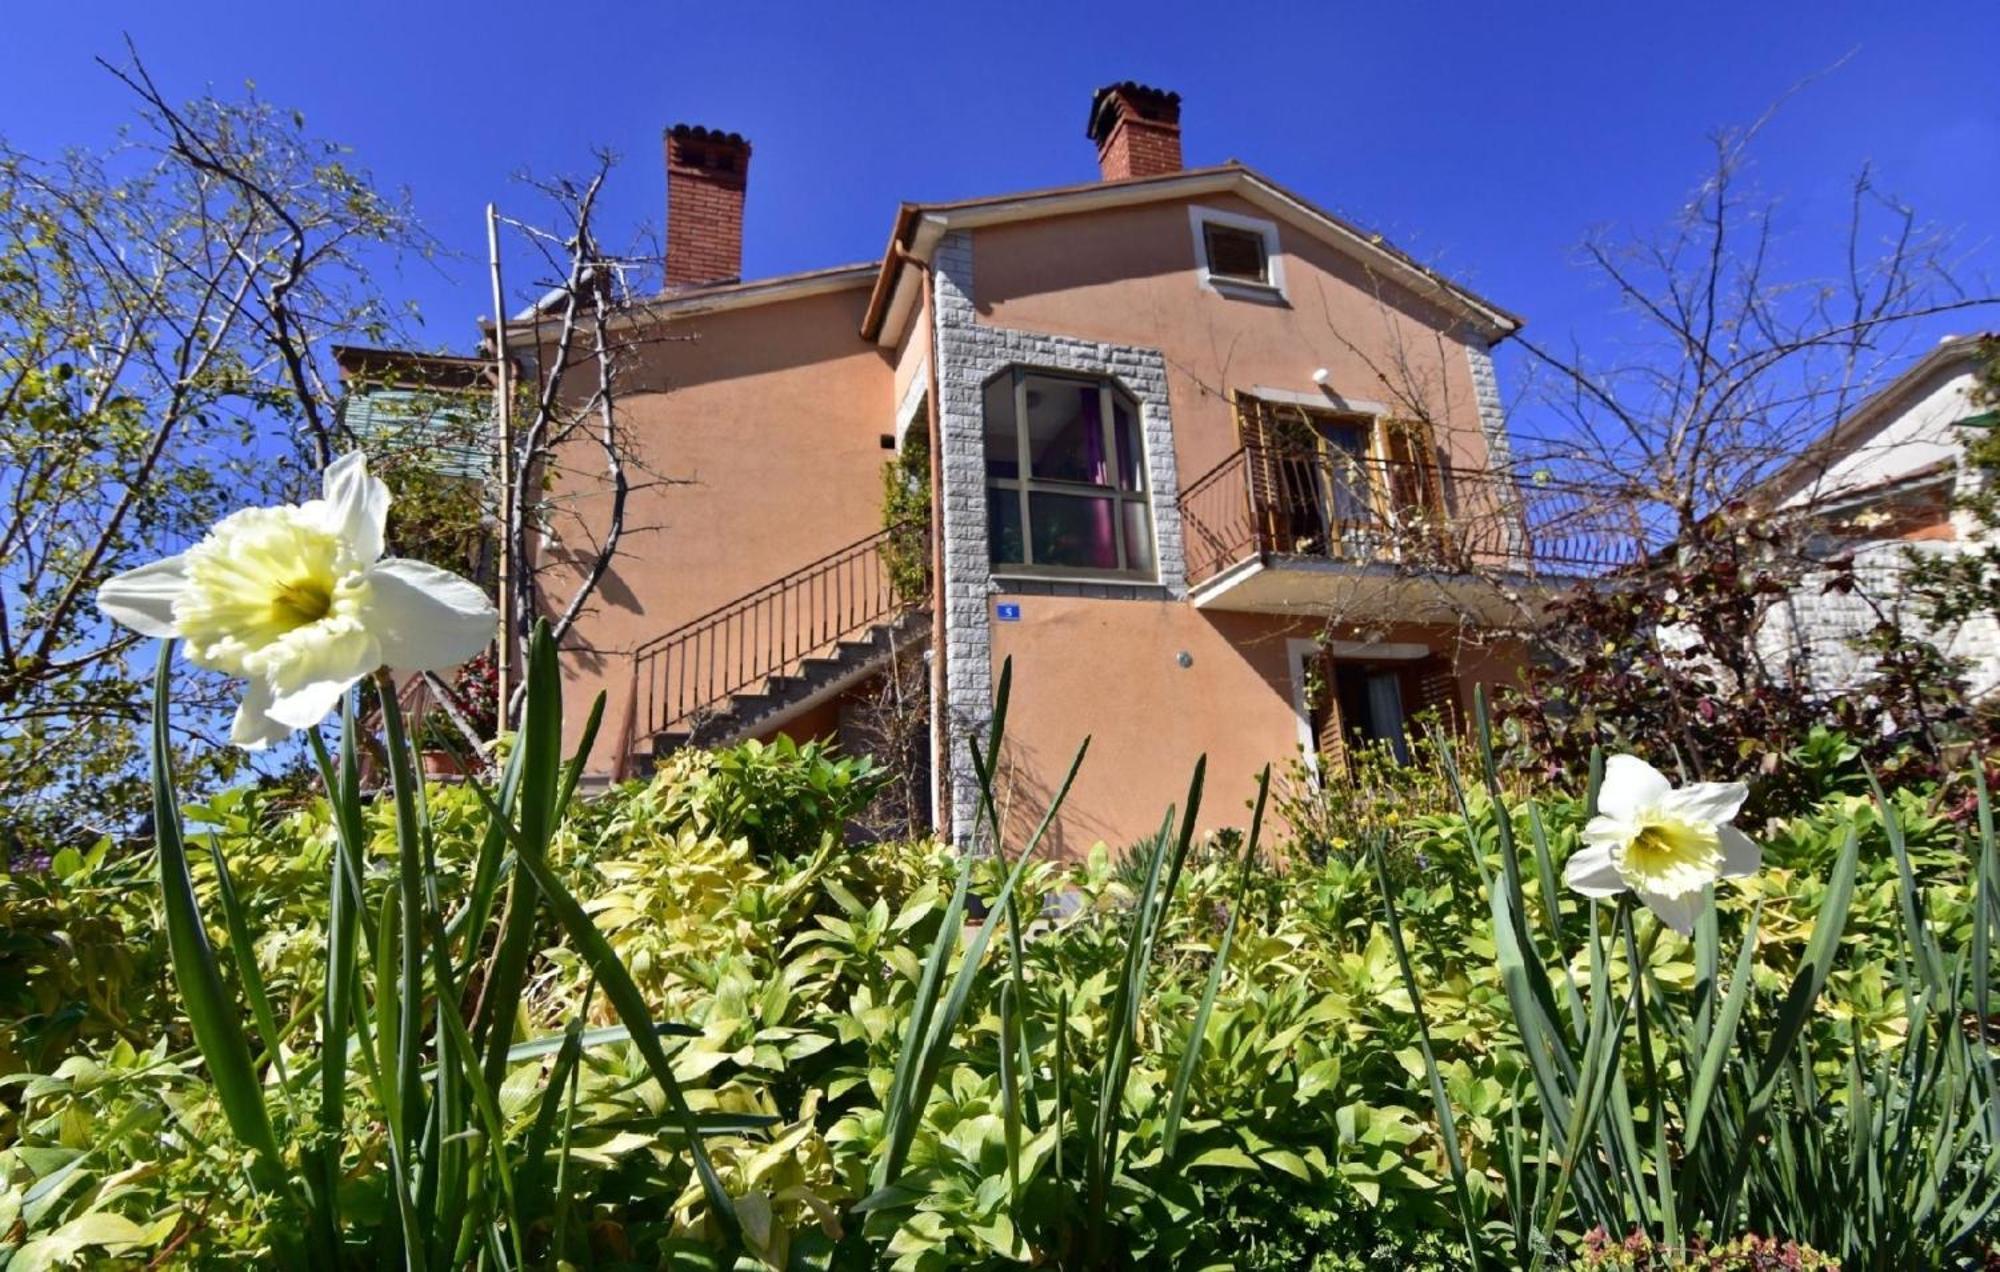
left=1511, top=116, right=1995, bottom=541
left=485, top=156, right=691, bottom=730
left=0, top=45, right=422, bottom=844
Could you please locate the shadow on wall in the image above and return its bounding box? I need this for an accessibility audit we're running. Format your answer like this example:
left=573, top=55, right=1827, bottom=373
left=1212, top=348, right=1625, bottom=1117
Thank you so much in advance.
left=988, top=731, right=1108, bottom=862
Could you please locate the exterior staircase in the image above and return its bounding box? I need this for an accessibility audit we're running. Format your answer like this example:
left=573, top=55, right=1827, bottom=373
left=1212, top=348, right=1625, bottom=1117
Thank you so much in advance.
left=615, top=524, right=928, bottom=777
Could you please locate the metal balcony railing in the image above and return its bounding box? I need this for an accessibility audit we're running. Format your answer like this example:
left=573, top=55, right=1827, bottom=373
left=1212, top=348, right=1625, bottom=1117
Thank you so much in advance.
left=623, top=522, right=926, bottom=750
left=1179, top=443, right=1640, bottom=588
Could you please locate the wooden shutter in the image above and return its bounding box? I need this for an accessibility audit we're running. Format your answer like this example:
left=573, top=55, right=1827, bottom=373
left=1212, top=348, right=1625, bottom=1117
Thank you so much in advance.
left=1310, top=647, right=1352, bottom=782
left=1381, top=418, right=1453, bottom=562
left=1409, top=656, right=1462, bottom=740
left=1234, top=392, right=1275, bottom=552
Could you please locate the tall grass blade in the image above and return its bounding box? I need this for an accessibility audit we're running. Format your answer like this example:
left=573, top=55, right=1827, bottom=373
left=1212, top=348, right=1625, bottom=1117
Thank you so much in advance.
left=1722, top=822, right=1860, bottom=1228
left=1088, top=757, right=1204, bottom=1263
left=148, top=646, right=291, bottom=1196
left=1972, top=760, right=1999, bottom=1140
left=476, top=624, right=569, bottom=1087
left=204, top=832, right=296, bottom=1115
left=373, top=668, right=432, bottom=1203
left=1163, top=765, right=1269, bottom=1156
left=880, top=733, right=1089, bottom=1189
left=1372, top=826, right=1484, bottom=1269
left=1685, top=900, right=1761, bottom=1154
left=997, top=979, right=1023, bottom=1203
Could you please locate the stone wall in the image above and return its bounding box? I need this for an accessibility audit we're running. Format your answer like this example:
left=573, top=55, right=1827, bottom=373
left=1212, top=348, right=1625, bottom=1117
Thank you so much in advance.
left=1760, top=537, right=2000, bottom=699
left=928, top=229, right=1187, bottom=837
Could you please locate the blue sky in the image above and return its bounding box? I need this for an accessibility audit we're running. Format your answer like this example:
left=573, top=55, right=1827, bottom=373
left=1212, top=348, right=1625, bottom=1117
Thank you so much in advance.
left=3, top=1, right=1995, bottom=394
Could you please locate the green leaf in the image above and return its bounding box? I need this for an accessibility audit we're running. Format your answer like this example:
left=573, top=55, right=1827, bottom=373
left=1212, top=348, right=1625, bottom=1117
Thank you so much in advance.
left=1187, top=1146, right=1259, bottom=1171
left=1164, top=766, right=1269, bottom=1156
left=147, top=646, right=290, bottom=1198
left=1684, top=900, right=1761, bottom=1152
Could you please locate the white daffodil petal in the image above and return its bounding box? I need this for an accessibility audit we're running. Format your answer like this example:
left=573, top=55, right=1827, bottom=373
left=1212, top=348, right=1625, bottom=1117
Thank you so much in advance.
left=362, top=558, right=497, bottom=672
left=1580, top=814, right=1636, bottom=849
left=1717, top=825, right=1762, bottom=879
left=230, top=678, right=290, bottom=751
left=1664, top=780, right=1750, bottom=829
left=267, top=669, right=370, bottom=731
left=1564, top=842, right=1627, bottom=897
left=312, top=449, right=390, bottom=568
left=96, top=553, right=191, bottom=638
left=1596, top=754, right=1673, bottom=821
left=1638, top=888, right=1704, bottom=936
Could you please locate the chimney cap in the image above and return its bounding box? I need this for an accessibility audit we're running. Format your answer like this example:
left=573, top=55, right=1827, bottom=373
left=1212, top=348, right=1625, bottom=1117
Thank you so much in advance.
left=1086, top=82, right=1181, bottom=141
left=666, top=123, right=750, bottom=147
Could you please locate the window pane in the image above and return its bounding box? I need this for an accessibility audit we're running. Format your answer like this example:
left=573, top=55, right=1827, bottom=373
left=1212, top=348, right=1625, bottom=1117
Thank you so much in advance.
left=1204, top=223, right=1268, bottom=282
left=1320, top=423, right=1372, bottom=523
left=1121, top=500, right=1155, bottom=576
left=983, top=375, right=1019, bottom=480
left=988, top=486, right=1024, bottom=565
left=1021, top=376, right=1108, bottom=485
left=1028, top=491, right=1120, bottom=570
left=1113, top=396, right=1144, bottom=492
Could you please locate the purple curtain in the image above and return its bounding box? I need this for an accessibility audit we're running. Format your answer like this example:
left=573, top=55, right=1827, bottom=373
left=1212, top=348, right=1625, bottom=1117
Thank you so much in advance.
left=1079, top=391, right=1115, bottom=564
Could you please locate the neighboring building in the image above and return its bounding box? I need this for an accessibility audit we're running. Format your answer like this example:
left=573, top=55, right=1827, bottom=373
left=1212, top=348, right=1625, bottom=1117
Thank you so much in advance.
left=479, top=83, right=1631, bottom=852
left=1755, top=334, right=2000, bottom=698
left=334, top=345, right=499, bottom=482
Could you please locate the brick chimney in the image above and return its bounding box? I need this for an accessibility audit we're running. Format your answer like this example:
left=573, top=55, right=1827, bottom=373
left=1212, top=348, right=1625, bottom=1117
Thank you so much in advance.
left=1087, top=82, right=1182, bottom=181
left=665, top=124, right=751, bottom=289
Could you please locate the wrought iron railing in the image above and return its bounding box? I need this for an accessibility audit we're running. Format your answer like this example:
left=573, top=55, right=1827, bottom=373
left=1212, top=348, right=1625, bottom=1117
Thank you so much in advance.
left=1179, top=444, right=1641, bottom=587
left=620, top=523, right=924, bottom=760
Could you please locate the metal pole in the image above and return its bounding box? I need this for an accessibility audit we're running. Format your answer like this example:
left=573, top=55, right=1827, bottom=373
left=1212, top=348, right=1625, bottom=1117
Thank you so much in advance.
left=486, top=203, right=514, bottom=724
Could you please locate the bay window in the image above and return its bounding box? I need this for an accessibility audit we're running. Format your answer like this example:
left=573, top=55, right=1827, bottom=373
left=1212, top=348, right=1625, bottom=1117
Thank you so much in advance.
left=983, top=369, right=1154, bottom=577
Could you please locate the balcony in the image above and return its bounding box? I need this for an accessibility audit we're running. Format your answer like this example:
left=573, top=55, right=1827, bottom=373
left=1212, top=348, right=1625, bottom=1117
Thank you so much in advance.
left=1177, top=444, right=1638, bottom=621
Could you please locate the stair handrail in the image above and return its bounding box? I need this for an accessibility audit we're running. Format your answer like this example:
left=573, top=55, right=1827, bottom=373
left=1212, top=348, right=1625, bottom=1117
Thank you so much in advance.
left=614, top=521, right=927, bottom=774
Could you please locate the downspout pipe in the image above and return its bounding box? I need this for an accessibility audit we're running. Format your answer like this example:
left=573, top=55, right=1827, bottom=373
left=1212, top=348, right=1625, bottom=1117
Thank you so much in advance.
left=895, top=244, right=951, bottom=842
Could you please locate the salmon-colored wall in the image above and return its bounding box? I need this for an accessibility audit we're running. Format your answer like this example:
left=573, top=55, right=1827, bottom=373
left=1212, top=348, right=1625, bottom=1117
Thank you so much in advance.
left=538, top=284, right=892, bottom=771
left=966, top=195, right=1518, bottom=851
left=538, top=189, right=1524, bottom=822
left=986, top=595, right=1520, bottom=856
left=969, top=193, right=1495, bottom=488
left=890, top=299, right=930, bottom=419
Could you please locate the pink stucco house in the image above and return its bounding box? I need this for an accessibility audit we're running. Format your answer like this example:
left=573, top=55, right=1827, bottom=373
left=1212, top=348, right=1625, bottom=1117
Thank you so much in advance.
left=467, top=82, right=1629, bottom=851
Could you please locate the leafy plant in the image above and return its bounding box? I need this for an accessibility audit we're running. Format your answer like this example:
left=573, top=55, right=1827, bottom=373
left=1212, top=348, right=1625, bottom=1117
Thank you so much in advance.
left=1387, top=691, right=2000, bottom=1269
left=880, top=427, right=932, bottom=604
left=137, top=623, right=733, bottom=1267
left=642, top=733, right=885, bottom=860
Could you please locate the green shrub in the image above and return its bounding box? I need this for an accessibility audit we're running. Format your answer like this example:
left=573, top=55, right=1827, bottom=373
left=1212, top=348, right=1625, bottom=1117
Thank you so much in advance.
left=3, top=673, right=1997, bottom=1267
left=639, top=734, right=885, bottom=860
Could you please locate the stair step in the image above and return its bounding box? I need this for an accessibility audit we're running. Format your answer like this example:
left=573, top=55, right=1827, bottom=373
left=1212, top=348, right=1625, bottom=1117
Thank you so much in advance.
left=723, top=693, right=778, bottom=721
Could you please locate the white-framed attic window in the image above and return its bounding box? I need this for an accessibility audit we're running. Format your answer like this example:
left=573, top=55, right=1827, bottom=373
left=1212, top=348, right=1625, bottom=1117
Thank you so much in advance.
left=1188, top=204, right=1286, bottom=301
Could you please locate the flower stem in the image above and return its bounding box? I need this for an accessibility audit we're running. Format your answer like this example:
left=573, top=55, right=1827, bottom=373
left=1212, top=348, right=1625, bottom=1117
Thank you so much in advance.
left=374, top=668, right=432, bottom=1270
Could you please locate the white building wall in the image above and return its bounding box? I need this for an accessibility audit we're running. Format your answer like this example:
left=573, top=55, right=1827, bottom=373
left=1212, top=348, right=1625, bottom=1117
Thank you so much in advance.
left=1766, top=362, right=2000, bottom=699
left=1779, top=372, right=1976, bottom=512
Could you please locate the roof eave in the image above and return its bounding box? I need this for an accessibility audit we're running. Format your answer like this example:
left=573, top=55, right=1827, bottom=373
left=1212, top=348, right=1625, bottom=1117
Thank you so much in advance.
left=490, top=262, right=877, bottom=344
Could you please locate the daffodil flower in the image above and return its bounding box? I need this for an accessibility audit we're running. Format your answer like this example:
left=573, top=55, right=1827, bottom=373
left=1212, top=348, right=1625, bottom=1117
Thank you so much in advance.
left=97, top=451, right=497, bottom=749
left=1564, top=754, right=1760, bottom=934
